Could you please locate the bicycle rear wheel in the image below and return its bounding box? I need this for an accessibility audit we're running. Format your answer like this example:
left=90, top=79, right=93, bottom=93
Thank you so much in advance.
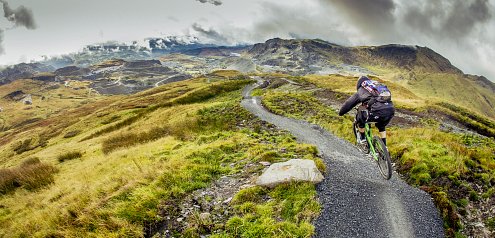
left=372, top=136, right=392, bottom=180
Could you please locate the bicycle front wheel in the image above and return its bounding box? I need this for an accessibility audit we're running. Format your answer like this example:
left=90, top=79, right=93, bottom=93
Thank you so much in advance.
left=352, top=121, right=359, bottom=143
left=373, top=136, right=392, bottom=180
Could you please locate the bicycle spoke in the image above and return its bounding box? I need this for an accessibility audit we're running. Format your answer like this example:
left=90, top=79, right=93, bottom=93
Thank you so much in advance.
left=373, top=136, right=392, bottom=180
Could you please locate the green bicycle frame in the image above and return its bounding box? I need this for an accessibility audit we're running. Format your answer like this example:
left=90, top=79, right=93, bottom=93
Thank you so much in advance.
left=364, top=123, right=378, bottom=161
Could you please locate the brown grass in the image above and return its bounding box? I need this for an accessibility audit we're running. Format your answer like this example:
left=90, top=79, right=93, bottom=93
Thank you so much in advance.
left=0, top=157, right=58, bottom=194
left=102, top=127, right=170, bottom=154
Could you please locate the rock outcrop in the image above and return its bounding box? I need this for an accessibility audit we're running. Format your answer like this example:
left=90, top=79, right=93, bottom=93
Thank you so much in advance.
left=22, top=95, right=33, bottom=105
left=32, top=73, right=56, bottom=82
left=55, top=66, right=91, bottom=77
left=3, top=90, right=27, bottom=101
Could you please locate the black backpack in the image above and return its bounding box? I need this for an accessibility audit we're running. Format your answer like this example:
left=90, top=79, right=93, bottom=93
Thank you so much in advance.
left=361, top=79, right=392, bottom=102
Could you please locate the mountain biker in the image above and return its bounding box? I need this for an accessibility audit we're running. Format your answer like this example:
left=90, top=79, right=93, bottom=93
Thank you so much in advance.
left=338, top=75, right=395, bottom=146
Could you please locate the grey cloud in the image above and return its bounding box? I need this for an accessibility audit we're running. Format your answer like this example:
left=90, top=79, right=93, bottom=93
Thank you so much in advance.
left=402, top=0, right=492, bottom=39
left=321, top=0, right=492, bottom=42
left=244, top=2, right=354, bottom=45
left=191, top=23, right=229, bottom=44
left=0, top=29, right=4, bottom=54
left=1, top=0, right=36, bottom=29
left=196, top=0, right=222, bottom=6
left=187, top=1, right=361, bottom=46
left=0, top=0, right=36, bottom=55
left=167, top=16, right=179, bottom=22
left=322, top=0, right=397, bottom=41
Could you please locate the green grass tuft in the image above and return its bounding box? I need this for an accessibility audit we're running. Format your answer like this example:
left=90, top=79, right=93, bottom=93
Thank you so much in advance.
left=232, top=186, right=267, bottom=204
left=487, top=217, right=495, bottom=231
left=102, top=127, right=170, bottom=154
left=63, top=130, right=81, bottom=138
left=57, top=151, right=83, bottom=162
left=217, top=182, right=319, bottom=238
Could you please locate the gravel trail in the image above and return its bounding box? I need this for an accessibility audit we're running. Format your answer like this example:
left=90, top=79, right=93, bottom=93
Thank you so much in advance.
left=241, top=83, right=445, bottom=238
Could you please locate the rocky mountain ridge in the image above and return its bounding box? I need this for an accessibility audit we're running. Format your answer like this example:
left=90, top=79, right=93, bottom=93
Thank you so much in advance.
left=247, top=38, right=463, bottom=75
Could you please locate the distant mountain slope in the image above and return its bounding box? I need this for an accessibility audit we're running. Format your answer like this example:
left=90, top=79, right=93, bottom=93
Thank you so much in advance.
left=247, top=38, right=495, bottom=118
left=1, top=37, right=493, bottom=117
left=0, top=63, right=55, bottom=85
left=0, top=58, right=191, bottom=96
left=182, top=45, right=250, bottom=57
left=247, top=38, right=463, bottom=74
left=41, top=36, right=215, bottom=68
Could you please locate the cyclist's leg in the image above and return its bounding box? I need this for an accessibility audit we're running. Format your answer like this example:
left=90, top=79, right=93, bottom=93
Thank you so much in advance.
left=356, top=109, right=368, bottom=141
left=374, top=116, right=392, bottom=145
left=369, top=108, right=394, bottom=145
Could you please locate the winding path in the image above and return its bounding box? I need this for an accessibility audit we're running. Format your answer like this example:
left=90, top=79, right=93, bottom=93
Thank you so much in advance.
left=241, top=83, right=444, bottom=238
left=154, top=74, right=180, bottom=87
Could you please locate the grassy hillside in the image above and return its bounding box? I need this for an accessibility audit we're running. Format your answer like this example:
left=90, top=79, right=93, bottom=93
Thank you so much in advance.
left=356, top=55, right=495, bottom=119
left=0, top=75, right=324, bottom=237
left=0, top=79, right=102, bottom=131
left=1, top=69, right=493, bottom=237
left=256, top=74, right=495, bottom=237
left=355, top=44, right=495, bottom=119
left=305, top=74, right=495, bottom=138
left=397, top=73, right=495, bottom=119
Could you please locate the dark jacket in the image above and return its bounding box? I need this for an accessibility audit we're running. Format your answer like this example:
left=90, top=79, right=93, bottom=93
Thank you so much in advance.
left=338, top=88, right=372, bottom=116
left=338, top=77, right=394, bottom=116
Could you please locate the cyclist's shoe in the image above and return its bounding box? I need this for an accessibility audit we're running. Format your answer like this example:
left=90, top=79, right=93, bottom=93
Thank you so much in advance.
left=362, top=145, right=370, bottom=154
left=357, top=139, right=370, bottom=154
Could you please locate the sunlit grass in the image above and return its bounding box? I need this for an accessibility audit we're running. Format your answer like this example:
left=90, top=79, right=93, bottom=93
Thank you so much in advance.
left=0, top=79, right=104, bottom=130
left=0, top=76, right=324, bottom=237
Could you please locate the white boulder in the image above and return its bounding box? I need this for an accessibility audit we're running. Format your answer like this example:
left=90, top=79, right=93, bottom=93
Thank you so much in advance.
left=256, top=159, right=324, bottom=188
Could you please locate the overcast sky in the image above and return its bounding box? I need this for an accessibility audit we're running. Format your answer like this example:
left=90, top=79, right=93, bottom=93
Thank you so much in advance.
left=1, top=0, right=494, bottom=81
